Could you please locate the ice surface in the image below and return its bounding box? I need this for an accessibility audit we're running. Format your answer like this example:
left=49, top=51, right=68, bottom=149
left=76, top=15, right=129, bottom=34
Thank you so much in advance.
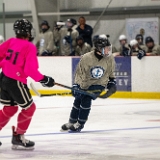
left=0, top=96, right=160, bottom=160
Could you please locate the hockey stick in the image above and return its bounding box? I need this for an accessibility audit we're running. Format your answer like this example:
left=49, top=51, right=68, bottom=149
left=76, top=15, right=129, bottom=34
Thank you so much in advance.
left=30, top=83, right=72, bottom=97
left=30, top=82, right=97, bottom=100
left=30, top=83, right=109, bottom=99
left=55, top=82, right=98, bottom=99
left=54, top=82, right=102, bottom=99
left=55, top=84, right=111, bottom=99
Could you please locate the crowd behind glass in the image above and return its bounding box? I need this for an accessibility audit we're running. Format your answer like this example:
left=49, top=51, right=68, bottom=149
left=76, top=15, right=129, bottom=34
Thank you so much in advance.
left=1, top=16, right=159, bottom=59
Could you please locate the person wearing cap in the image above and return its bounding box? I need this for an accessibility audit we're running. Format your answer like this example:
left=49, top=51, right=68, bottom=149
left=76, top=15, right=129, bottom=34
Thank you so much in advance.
left=112, top=45, right=118, bottom=53
left=129, top=39, right=146, bottom=60
left=113, top=35, right=131, bottom=57
left=75, top=36, right=91, bottom=56
left=71, top=18, right=78, bottom=30
left=145, top=36, right=160, bottom=55
left=54, top=18, right=79, bottom=56
left=37, top=20, right=57, bottom=56
left=53, top=20, right=65, bottom=56
left=76, top=16, right=93, bottom=47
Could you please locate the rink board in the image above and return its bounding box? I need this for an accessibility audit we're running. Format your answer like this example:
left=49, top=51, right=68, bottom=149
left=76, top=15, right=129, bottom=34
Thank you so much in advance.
left=28, top=56, right=160, bottom=99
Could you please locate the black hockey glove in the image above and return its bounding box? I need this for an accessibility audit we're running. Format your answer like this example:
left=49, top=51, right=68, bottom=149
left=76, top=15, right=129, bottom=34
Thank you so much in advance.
left=100, top=78, right=117, bottom=98
left=41, top=50, right=52, bottom=56
left=64, top=36, right=72, bottom=44
left=122, top=46, right=131, bottom=56
left=137, top=50, right=146, bottom=60
left=72, top=84, right=80, bottom=97
left=39, top=75, right=55, bottom=87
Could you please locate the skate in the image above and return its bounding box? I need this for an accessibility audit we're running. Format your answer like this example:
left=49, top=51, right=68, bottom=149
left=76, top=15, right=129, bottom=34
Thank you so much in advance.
left=61, top=122, right=73, bottom=132
left=11, top=126, right=35, bottom=150
left=69, top=122, right=84, bottom=132
left=0, top=141, right=2, bottom=146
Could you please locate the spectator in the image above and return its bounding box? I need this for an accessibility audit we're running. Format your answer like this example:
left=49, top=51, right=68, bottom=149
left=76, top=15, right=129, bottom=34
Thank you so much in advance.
left=75, top=36, right=91, bottom=56
left=145, top=36, right=160, bottom=55
left=37, top=20, right=56, bottom=56
left=130, top=39, right=146, bottom=60
left=135, top=34, right=144, bottom=45
left=54, top=18, right=79, bottom=56
left=113, top=35, right=130, bottom=57
left=106, top=35, right=118, bottom=53
left=112, top=45, right=118, bottom=53
left=0, top=35, right=4, bottom=44
left=76, top=16, right=93, bottom=47
left=53, top=21, right=65, bottom=56
left=71, top=18, right=78, bottom=30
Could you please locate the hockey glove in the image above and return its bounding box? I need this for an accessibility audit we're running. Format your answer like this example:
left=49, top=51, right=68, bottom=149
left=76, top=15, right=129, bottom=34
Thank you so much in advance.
left=39, top=75, right=55, bottom=87
left=64, top=36, right=72, bottom=44
left=72, top=84, right=80, bottom=97
left=100, top=78, right=117, bottom=98
left=137, top=50, right=146, bottom=60
left=122, top=46, right=131, bottom=56
left=41, top=50, right=52, bottom=56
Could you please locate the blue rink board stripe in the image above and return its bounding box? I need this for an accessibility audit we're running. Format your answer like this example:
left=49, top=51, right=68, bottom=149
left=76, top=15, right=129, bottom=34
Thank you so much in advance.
left=1, top=126, right=160, bottom=139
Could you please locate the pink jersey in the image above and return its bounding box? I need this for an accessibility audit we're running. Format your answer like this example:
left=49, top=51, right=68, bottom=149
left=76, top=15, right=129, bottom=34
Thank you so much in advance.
left=0, top=38, right=44, bottom=84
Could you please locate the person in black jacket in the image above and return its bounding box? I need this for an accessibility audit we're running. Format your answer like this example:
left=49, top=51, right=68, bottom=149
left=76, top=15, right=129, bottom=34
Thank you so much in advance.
left=76, top=16, right=93, bottom=47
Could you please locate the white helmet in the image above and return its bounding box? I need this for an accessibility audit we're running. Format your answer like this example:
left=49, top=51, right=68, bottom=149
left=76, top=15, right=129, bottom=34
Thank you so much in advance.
left=119, top=35, right=127, bottom=41
left=0, top=35, right=4, bottom=44
left=130, top=39, right=138, bottom=47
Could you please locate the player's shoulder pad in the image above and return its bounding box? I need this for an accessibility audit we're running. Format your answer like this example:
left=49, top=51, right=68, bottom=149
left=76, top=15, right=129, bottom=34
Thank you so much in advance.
left=27, top=41, right=37, bottom=51
left=106, top=53, right=114, bottom=61
left=7, top=37, right=16, bottom=42
left=81, top=50, right=94, bottom=59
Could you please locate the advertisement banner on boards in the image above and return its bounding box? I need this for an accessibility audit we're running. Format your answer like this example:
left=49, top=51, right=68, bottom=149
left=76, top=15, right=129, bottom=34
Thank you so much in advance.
left=114, top=57, right=131, bottom=91
left=72, top=57, right=131, bottom=91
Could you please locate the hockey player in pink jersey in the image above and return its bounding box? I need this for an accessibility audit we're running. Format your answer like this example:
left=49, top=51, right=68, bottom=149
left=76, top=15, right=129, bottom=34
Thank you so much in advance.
left=0, top=19, right=54, bottom=150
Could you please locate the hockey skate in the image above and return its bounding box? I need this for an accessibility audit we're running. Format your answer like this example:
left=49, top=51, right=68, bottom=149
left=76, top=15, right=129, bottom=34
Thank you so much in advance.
left=61, top=122, right=73, bottom=132
left=69, top=122, right=84, bottom=132
left=11, top=126, right=35, bottom=150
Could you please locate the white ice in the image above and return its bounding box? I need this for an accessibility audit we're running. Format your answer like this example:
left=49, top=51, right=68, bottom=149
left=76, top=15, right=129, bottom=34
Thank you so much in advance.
left=0, top=96, right=160, bottom=160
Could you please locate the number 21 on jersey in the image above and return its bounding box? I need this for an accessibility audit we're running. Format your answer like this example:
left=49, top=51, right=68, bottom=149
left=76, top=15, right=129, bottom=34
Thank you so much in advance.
left=6, top=49, right=19, bottom=65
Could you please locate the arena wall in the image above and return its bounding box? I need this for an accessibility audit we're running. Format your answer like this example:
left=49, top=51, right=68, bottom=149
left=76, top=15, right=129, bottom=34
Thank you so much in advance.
left=28, top=57, right=160, bottom=99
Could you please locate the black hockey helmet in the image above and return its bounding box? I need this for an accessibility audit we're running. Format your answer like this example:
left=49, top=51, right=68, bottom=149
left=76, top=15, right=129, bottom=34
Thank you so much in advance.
left=13, top=19, right=34, bottom=41
left=145, top=36, right=154, bottom=44
left=93, top=34, right=112, bottom=56
left=93, top=34, right=111, bottom=48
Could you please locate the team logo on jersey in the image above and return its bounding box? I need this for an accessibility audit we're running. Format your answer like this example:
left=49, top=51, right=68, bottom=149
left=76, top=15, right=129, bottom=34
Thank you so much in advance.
left=90, top=66, right=105, bottom=79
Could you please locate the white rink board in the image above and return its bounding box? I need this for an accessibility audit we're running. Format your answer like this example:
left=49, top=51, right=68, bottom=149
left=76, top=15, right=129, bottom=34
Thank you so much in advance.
left=132, top=56, right=160, bottom=92
left=28, top=57, right=72, bottom=90
left=28, top=56, right=160, bottom=92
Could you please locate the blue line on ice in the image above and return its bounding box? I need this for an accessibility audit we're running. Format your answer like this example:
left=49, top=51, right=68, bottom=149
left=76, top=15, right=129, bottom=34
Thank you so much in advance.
left=0, top=126, right=160, bottom=138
